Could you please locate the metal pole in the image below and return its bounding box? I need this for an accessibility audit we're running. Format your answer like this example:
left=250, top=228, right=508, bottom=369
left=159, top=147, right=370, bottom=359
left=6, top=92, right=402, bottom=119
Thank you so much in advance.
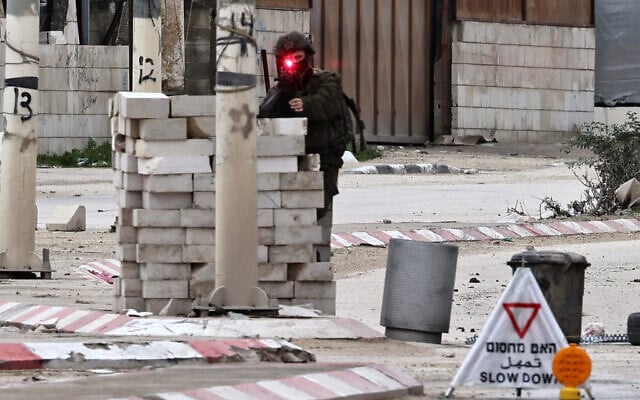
left=0, top=0, right=43, bottom=272
left=81, top=0, right=90, bottom=45
left=132, top=0, right=161, bottom=92
left=209, top=0, right=269, bottom=310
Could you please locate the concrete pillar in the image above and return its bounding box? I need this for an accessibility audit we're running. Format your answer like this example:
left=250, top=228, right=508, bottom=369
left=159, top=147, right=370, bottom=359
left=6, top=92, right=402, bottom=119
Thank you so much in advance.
left=161, top=0, right=185, bottom=93
left=64, top=0, right=79, bottom=44
left=0, top=0, right=42, bottom=271
left=132, top=0, right=162, bottom=92
left=209, top=0, right=268, bottom=309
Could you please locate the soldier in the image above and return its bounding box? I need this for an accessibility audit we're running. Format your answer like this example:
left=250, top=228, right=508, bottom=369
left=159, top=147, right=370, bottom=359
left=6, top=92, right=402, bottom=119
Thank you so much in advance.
left=259, top=31, right=346, bottom=260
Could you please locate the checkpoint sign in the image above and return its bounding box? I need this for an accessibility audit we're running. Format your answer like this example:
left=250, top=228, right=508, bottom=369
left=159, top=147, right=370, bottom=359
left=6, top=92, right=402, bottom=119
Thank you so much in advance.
left=447, top=268, right=570, bottom=394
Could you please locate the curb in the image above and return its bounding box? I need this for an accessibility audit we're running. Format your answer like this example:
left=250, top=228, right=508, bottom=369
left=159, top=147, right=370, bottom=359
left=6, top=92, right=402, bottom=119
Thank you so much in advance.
left=0, top=301, right=384, bottom=340
left=346, top=163, right=478, bottom=175
left=80, top=219, right=640, bottom=283
left=106, top=364, right=423, bottom=400
left=330, top=218, right=640, bottom=248
left=0, top=338, right=312, bottom=370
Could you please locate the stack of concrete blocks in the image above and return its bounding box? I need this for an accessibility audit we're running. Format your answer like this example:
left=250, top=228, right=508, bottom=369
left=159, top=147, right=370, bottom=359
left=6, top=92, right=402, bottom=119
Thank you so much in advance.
left=110, top=92, right=335, bottom=315
left=451, top=21, right=595, bottom=143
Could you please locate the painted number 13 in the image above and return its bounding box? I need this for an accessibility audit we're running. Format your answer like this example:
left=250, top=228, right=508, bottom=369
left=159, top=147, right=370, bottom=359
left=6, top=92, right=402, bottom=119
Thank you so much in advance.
left=13, top=88, right=33, bottom=121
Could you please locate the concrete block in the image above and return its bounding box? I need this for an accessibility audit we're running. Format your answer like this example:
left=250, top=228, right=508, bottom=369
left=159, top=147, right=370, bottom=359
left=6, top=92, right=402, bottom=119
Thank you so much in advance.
left=193, top=173, right=215, bottom=191
left=117, top=225, right=137, bottom=244
left=139, top=118, right=188, bottom=141
left=120, top=153, right=138, bottom=173
left=142, top=192, right=193, bottom=210
left=259, top=281, right=294, bottom=299
left=257, top=156, right=298, bottom=173
left=259, top=228, right=275, bottom=245
left=135, top=138, right=215, bottom=157
left=155, top=299, right=193, bottom=316
left=125, top=136, right=137, bottom=155
left=137, top=244, right=183, bottom=263
left=142, top=174, right=193, bottom=193
left=187, top=116, right=216, bottom=138
left=269, top=244, right=314, bottom=263
left=118, top=190, right=142, bottom=209
left=118, top=92, right=170, bottom=119
left=118, top=118, right=139, bottom=138
left=186, top=228, right=215, bottom=245
left=257, top=117, right=307, bottom=136
left=274, top=226, right=322, bottom=245
left=116, top=278, right=142, bottom=297
left=119, top=208, right=135, bottom=226
left=189, top=263, right=215, bottom=300
left=193, top=192, right=215, bottom=209
left=258, top=191, right=281, bottom=209
left=122, top=172, right=143, bottom=191
left=137, top=228, right=186, bottom=245
left=280, top=172, right=323, bottom=190
left=137, top=156, right=212, bottom=175
left=257, top=245, right=269, bottom=263
left=191, top=262, right=216, bottom=281
left=257, top=173, right=279, bottom=191
left=116, top=244, right=137, bottom=262
left=288, top=262, right=333, bottom=281
left=281, top=190, right=324, bottom=209
left=140, top=263, right=192, bottom=280
left=291, top=298, right=336, bottom=315
left=258, top=209, right=274, bottom=227
left=182, top=245, right=215, bottom=263
left=181, top=209, right=215, bottom=227
left=294, top=281, right=336, bottom=299
left=142, top=280, right=189, bottom=299
left=45, top=205, right=86, bottom=231
left=274, top=209, right=316, bottom=226
left=257, top=135, right=305, bottom=156
left=120, top=262, right=141, bottom=279
left=258, top=263, right=287, bottom=281
left=113, top=296, right=145, bottom=313
left=133, top=209, right=181, bottom=227
left=170, top=95, right=216, bottom=117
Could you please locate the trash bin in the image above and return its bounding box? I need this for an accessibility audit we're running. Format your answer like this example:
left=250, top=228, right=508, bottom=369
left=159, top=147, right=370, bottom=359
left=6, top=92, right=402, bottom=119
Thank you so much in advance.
left=380, top=239, right=458, bottom=344
left=507, top=251, right=590, bottom=343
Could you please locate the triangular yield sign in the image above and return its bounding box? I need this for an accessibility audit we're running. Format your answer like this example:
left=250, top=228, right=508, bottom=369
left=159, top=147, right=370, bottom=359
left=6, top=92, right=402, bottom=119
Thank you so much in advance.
left=503, top=302, right=541, bottom=339
left=446, top=267, right=573, bottom=397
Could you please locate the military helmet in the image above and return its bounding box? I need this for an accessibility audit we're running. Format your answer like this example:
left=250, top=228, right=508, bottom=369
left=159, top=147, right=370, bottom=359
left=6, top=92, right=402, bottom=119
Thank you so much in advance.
left=275, top=31, right=315, bottom=57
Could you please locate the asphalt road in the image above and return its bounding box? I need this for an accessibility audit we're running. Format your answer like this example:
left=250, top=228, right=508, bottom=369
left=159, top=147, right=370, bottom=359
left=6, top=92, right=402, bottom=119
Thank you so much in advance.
left=5, top=149, right=636, bottom=399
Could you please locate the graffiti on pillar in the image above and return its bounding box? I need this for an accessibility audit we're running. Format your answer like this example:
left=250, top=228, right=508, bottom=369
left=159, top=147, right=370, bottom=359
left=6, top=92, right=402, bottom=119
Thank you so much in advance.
left=13, top=88, right=34, bottom=122
left=229, top=103, right=255, bottom=139
left=5, top=77, right=38, bottom=122
left=217, top=12, right=255, bottom=57
left=138, top=56, right=158, bottom=85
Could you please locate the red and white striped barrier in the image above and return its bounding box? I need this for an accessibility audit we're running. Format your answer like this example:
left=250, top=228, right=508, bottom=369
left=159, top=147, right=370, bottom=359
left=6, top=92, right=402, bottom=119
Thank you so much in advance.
left=0, top=338, right=307, bottom=370
left=106, top=364, right=423, bottom=400
left=0, top=301, right=383, bottom=340
left=330, top=218, right=640, bottom=248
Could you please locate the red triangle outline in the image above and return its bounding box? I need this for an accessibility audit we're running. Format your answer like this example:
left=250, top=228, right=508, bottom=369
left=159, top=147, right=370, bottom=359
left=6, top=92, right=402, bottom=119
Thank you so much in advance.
left=502, top=302, right=541, bottom=339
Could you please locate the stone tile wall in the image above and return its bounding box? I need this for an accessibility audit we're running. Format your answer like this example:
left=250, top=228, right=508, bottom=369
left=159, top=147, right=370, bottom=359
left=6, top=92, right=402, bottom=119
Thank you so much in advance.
left=451, top=21, right=595, bottom=143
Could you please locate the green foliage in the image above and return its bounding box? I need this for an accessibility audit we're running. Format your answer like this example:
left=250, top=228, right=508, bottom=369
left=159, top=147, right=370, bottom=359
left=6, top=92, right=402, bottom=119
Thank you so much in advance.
left=565, top=112, right=640, bottom=214
left=355, top=146, right=382, bottom=162
left=37, top=138, right=111, bottom=168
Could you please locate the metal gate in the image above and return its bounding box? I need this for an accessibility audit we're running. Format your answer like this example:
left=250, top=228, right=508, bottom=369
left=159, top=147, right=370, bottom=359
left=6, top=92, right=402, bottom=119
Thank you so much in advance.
left=310, top=0, right=433, bottom=144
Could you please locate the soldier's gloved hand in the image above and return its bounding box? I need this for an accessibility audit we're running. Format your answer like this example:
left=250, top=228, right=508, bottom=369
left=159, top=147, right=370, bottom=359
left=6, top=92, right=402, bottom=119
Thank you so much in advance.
left=289, top=98, right=304, bottom=112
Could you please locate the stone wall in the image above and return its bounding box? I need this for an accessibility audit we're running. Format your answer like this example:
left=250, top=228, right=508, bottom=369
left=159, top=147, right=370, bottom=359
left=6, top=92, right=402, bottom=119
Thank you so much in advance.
left=110, top=93, right=335, bottom=316
left=38, top=45, right=129, bottom=154
left=451, top=21, right=595, bottom=143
